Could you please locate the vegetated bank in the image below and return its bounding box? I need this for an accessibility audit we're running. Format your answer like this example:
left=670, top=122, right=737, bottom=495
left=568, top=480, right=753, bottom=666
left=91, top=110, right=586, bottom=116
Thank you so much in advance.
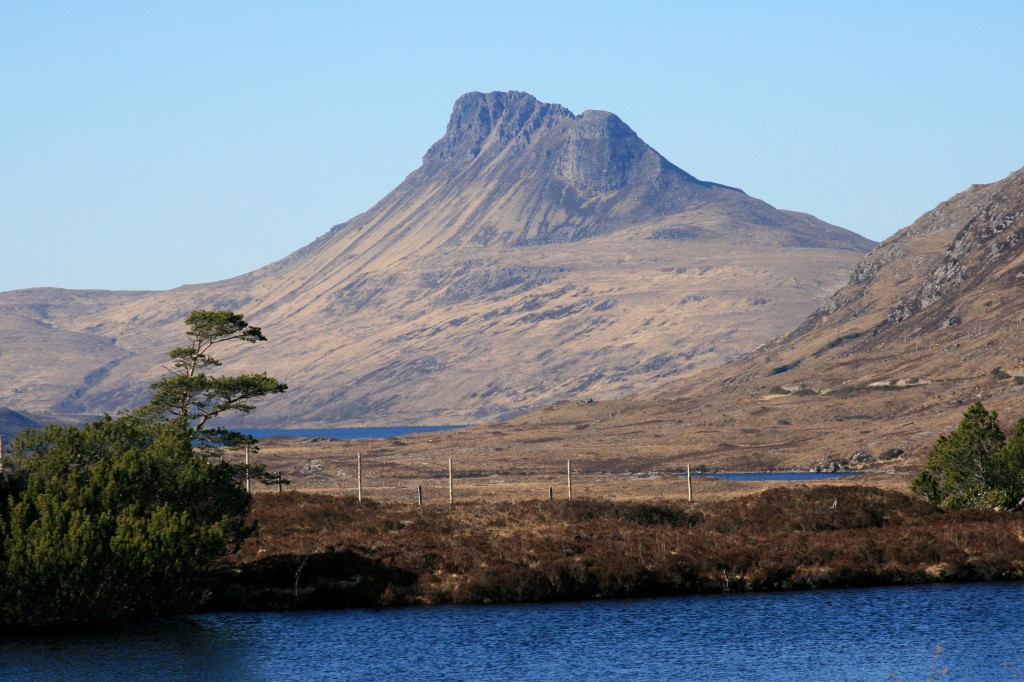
left=0, top=310, right=286, bottom=630
left=202, top=485, right=1024, bottom=612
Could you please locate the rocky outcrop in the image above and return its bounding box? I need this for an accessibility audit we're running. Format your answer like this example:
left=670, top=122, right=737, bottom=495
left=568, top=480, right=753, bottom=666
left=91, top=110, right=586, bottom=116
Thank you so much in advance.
left=775, top=167, right=1024, bottom=355
left=424, top=91, right=573, bottom=168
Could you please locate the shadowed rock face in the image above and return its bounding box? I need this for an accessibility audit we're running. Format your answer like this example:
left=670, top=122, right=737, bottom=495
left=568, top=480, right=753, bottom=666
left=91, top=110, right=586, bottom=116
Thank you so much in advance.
left=0, top=91, right=873, bottom=427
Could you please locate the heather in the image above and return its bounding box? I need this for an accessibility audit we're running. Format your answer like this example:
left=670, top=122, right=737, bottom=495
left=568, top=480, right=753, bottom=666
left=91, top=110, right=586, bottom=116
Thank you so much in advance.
left=204, top=485, right=1024, bottom=611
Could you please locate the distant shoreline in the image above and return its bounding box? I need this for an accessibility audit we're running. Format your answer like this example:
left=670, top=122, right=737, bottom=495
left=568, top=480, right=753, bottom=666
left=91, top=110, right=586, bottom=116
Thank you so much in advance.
left=691, top=471, right=863, bottom=481
left=240, top=425, right=465, bottom=440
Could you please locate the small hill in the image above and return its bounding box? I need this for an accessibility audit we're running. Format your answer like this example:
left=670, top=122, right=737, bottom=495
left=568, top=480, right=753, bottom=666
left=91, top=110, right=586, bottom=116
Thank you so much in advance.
left=0, top=92, right=872, bottom=426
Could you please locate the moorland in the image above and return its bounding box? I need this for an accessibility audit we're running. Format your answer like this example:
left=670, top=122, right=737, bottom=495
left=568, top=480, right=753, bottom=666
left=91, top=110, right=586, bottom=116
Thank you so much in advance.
left=3, top=92, right=1024, bottom=624
left=204, top=485, right=1024, bottom=611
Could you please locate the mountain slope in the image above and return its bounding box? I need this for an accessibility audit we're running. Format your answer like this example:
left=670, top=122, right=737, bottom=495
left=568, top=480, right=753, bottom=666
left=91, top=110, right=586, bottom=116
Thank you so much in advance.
left=0, top=92, right=873, bottom=426
left=426, top=165, right=1024, bottom=479
left=0, top=407, right=40, bottom=443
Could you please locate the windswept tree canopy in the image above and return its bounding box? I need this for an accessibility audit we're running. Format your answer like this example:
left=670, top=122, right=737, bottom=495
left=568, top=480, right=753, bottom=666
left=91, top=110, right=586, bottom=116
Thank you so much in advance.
left=142, top=310, right=287, bottom=441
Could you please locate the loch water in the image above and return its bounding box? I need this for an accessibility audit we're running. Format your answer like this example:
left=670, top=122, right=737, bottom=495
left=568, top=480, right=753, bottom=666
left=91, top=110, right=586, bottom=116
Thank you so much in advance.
left=4, top=582, right=1022, bottom=681
left=240, top=425, right=464, bottom=440
left=693, top=471, right=863, bottom=481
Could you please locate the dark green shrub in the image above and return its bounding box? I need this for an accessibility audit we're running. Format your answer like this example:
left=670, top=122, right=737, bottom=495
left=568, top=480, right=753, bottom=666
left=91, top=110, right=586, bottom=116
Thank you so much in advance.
left=0, top=416, right=252, bottom=628
left=911, top=401, right=1024, bottom=509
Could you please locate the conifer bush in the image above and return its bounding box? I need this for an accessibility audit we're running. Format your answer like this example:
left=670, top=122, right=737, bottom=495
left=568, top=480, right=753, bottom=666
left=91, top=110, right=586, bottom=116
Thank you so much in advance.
left=911, top=401, right=1024, bottom=510
left=0, top=309, right=283, bottom=628
left=0, top=416, right=251, bottom=627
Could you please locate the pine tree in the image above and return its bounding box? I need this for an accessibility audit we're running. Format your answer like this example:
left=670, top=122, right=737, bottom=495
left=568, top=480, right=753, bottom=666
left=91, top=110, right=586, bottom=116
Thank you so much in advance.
left=910, top=401, right=1024, bottom=509
left=0, top=309, right=283, bottom=628
left=997, top=416, right=1024, bottom=507
left=142, top=310, right=287, bottom=440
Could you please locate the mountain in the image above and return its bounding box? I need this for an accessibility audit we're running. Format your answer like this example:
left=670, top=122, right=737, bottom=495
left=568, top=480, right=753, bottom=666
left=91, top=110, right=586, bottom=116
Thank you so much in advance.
left=438, top=165, right=1024, bottom=478
left=0, top=407, right=40, bottom=444
left=0, top=91, right=873, bottom=427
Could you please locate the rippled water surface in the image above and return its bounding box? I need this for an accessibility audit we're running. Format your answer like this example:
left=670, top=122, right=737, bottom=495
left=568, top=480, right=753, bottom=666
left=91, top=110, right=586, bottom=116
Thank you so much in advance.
left=3, top=582, right=1022, bottom=681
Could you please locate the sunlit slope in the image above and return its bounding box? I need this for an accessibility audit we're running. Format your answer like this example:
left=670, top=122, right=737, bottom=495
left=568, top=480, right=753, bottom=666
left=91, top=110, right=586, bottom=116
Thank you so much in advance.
left=0, top=92, right=873, bottom=426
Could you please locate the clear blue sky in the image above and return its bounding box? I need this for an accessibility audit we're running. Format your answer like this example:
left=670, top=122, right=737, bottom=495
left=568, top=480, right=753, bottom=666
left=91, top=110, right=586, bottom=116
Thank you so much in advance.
left=3, top=2, right=1023, bottom=292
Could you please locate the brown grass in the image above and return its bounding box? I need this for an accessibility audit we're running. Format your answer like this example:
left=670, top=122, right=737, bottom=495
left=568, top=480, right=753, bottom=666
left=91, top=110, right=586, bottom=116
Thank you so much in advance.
left=231, top=426, right=917, bottom=505
left=200, top=485, right=1024, bottom=612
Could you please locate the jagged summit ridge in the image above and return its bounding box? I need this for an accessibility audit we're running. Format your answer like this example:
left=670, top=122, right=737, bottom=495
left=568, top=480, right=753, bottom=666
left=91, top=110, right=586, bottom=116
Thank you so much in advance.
left=423, top=91, right=713, bottom=196
left=424, top=91, right=573, bottom=166
left=405, top=91, right=844, bottom=248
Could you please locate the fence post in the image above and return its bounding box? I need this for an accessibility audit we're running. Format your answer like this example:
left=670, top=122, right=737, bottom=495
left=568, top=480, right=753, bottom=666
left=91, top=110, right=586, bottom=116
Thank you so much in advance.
left=277, top=472, right=282, bottom=493
left=549, top=486, right=553, bottom=501
left=418, top=485, right=423, bottom=506
left=357, top=452, right=362, bottom=503
left=448, top=458, right=454, bottom=506
left=687, top=464, right=692, bottom=502
left=567, top=459, right=572, bottom=500
left=244, top=444, right=250, bottom=494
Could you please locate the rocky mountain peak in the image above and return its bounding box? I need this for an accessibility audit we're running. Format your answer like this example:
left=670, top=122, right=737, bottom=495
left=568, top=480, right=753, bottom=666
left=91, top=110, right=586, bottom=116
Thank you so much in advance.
left=887, top=169, right=1024, bottom=324
left=758, top=163, right=1024, bottom=391
left=423, top=91, right=573, bottom=167
left=0, top=92, right=876, bottom=427
left=810, top=167, right=1024, bottom=335
left=556, top=108, right=687, bottom=192
left=422, top=91, right=694, bottom=193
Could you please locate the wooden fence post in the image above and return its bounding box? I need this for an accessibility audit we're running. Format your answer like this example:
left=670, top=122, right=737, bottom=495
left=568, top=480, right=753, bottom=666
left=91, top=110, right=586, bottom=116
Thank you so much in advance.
left=417, top=485, right=423, bottom=506
left=549, top=486, right=553, bottom=501
left=687, top=464, right=692, bottom=502
left=244, top=444, right=250, bottom=493
left=448, top=458, right=454, bottom=505
left=567, top=459, right=572, bottom=500
left=357, top=453, right=362, bottom=503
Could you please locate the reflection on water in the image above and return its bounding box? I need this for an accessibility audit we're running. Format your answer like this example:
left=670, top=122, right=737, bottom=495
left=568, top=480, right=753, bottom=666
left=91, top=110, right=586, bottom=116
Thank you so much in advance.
left=1, top=616, right=249, bottom=681
left=3, top=582, right=1022, bottom=681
